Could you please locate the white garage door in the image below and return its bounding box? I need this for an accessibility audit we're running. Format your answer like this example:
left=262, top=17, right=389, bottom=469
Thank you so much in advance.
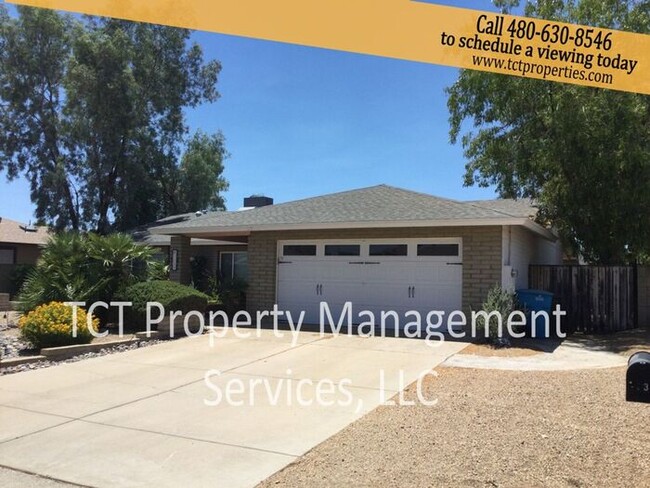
left=276, top=238, right=462, bottom=327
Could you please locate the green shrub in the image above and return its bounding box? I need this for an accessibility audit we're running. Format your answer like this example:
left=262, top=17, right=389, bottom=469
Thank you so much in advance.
left=475, top=284, right=518, bottom=345
left=190, top=255, right=211, bottom=292
left=216, top=277, right=248, bottom=311
left=18, top=232, right=155, bottom=315
left=115, top=280, right=209, bottom=329
left=19, top=301, right=99, bottom=349
left=9, top=264, right=35, bottom=298
left=147, top=260, right=170, bottom=281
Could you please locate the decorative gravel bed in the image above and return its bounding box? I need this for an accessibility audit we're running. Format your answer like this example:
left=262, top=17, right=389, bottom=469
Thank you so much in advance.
left=0, top=323, right=166, bottom=375
left=0, top=324, right=32, bottom=360
left=0, top=338, right=166, bottom=375
left=259, top=366, right=650, bottom=488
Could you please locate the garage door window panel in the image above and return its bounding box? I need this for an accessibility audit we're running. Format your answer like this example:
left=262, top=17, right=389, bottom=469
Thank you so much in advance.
left=283, top=245, right=317, bottom=256
left=417, top=244, right=459, bottom=257
left=369, top=244, right=408, bottom=256
left=324, top=244, right=360, bottom=256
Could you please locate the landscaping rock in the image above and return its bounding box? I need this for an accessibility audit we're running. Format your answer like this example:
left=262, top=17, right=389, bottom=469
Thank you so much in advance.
left=0, top=328, right=33, bottom=360
left=40, top=339, right=140, bottom=360
left=0, top=338, right=166, bottom=376
left=0, top=293, right=10, bottom=311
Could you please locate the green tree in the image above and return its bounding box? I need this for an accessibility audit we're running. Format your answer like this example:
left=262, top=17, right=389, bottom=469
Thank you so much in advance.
left=447, top=0, right=649, bottom=264
left=0, top=6, right=226, bottom=233
left=171, top=131, right=229, bottom=213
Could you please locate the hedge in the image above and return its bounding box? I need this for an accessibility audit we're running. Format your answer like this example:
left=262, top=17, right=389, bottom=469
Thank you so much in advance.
left=115, top=280, right=209, bottom=329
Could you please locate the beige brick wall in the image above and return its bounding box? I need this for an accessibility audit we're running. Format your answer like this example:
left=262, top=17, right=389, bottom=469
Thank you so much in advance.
left=169, top=236, right=192, bottom=285
left=247, top=226, right=503, bottom=315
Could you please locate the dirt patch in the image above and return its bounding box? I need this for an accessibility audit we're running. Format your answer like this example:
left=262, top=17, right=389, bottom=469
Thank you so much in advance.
left=259, top=367, right=649, bottom=488
left=459, top=343, right=542, bottom=357
left=458, top=337, right=561, bottom=357
left=566, top=329, right=650, bottom=357
left=458, top=330, right=650, bottom=359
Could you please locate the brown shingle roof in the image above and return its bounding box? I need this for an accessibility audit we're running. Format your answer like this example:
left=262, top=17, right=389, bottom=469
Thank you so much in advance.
left=151, top=185, right=543, bottom=235
left=466, top=198, right=538, bottom=219
left=0, top=217, right=50, bottom=246
left=129, top=213, right=246, bottom=247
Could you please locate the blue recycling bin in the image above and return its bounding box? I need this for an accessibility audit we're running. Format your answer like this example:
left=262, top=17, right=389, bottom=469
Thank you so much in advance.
left=516, top=289, right=554, bottom=338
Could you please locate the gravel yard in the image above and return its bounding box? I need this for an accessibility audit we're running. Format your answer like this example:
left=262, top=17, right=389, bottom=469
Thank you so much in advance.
left=260, top=366, right=650, bottom=488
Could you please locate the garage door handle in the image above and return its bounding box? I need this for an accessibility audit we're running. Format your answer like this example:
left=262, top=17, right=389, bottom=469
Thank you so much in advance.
left=446, top=262, right=462, bottom=265
left=412, top=286, right=415, bottom=298
left=278, top=260, right=292, bottom=264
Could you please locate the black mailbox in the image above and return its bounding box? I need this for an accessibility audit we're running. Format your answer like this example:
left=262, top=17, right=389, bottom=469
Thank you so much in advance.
left=626, top=351, right=650, bottom=403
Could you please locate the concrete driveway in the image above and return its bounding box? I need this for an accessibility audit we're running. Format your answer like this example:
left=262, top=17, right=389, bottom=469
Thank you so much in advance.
left=0, top=329, right=466, bottom=487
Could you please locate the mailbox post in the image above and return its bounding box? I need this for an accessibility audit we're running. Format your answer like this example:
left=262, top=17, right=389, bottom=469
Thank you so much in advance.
left=626, top=351, right=650, bottom=403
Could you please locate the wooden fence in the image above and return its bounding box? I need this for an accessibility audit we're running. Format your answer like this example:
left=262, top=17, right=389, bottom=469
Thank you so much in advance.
left=528, top=265, right=637, bottom=334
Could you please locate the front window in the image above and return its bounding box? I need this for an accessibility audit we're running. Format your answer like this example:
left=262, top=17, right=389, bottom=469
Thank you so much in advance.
left=220, top=251, right=248, bottom=282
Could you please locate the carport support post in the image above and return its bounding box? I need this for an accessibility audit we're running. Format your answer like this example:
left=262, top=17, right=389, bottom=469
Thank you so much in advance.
left=170, top=235, right=192, bottom=285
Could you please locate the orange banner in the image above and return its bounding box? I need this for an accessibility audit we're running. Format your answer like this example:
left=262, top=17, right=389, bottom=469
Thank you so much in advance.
left=8, top=0, right=650, bottom=95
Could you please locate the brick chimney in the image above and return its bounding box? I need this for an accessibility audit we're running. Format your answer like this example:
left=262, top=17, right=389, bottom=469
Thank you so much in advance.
left=243, top=196, right=273, bottom=208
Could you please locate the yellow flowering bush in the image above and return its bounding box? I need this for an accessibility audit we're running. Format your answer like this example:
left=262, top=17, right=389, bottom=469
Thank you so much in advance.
left=18, top=301, right=99, bottom=349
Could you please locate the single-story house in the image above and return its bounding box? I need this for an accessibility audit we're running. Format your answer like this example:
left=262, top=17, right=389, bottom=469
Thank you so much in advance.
left=0, top=217, right=50, bottom=295
left=129, top=200, right=272, bottom=282
left=152, top=185, right=562, bottom=325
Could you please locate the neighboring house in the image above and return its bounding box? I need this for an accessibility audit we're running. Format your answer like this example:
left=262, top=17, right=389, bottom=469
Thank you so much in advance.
left=152, top=185, right=563, bottom=325
left=0, top=217, right=50, bottom=295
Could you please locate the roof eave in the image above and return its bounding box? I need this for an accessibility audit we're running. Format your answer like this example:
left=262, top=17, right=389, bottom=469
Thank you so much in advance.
left=522, top=219, right=559, bottom=241
left=151, top=217, right=553, bottom=237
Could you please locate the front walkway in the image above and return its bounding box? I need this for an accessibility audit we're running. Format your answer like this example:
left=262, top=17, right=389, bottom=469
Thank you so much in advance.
left=0, top=329, right=466, bottom=487
left=443, top=340, right=628, bottom=370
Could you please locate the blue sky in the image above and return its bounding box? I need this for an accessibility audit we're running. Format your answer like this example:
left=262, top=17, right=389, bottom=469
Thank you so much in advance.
left=0, top=0, right=501, bottom=223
